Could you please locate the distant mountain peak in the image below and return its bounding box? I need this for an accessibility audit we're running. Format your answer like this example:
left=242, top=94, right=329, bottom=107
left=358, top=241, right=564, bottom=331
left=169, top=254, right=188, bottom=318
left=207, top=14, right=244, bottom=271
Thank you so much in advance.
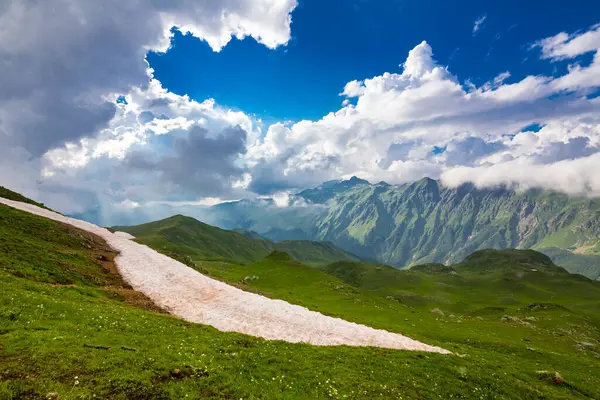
left=346, top=176, right=370, bottom=185
left=297, top=176, right=372, bottom=204
left=419, top=177, right=436, bottom=183
left=414, top=176, right=439, bottom=190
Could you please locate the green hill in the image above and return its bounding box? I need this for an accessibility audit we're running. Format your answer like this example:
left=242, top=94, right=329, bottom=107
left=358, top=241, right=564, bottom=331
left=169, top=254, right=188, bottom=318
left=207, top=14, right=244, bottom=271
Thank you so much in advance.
left=192, top=248, right=600, bottom=399
left=457, top=249, right=561, bottom=272
left=3, top=195, right=600, bottom=398
left=113, top=214, right=359, bottom=266
left=113, top=214, right=273, bottom=264
left=320, top=249, right=600, bottom=315
left=232, top=228, right=268, bottom=240
left=0, top=186, right=50, bottom=210
left=273, top=240, right=359, bottom=266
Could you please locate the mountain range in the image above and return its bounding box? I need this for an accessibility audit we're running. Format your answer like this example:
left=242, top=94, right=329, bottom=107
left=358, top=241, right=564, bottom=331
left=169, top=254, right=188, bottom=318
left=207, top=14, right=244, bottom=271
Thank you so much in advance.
left=198, top=177, right=600, bottom=280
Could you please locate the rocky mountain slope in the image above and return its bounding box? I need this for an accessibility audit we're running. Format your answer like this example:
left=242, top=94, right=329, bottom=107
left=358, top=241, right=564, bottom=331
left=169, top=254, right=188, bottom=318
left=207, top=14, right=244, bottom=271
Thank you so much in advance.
left=202, top=178, right=600, bottom=279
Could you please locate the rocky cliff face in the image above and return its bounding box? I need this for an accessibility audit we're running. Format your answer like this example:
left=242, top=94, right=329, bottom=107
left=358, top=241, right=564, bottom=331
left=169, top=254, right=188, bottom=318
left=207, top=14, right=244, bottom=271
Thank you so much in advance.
left=306, top=179, right=600, bottom=267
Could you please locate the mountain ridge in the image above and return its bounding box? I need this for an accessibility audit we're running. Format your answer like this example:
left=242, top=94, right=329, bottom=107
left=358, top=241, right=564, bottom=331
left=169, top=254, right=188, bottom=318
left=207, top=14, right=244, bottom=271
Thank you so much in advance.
left=199, top=177, right=600, bottom=279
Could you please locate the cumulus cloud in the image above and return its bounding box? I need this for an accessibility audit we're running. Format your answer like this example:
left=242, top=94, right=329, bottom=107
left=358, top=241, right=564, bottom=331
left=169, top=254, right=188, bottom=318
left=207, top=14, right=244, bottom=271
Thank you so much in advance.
left=440, top=137, right=507, bottom=167
left=441, top=152, right=600, bottom=197
left=0, top=0, right=296, bottom=211
left=0, top=0, right=294, bottom=155
left=245, top=29, right=600, bottom=195
left=36, top=76, right=263, bottom=221
left=532, top=136, right=599, bottom=164
left=440, top=116, right=600, bottom=193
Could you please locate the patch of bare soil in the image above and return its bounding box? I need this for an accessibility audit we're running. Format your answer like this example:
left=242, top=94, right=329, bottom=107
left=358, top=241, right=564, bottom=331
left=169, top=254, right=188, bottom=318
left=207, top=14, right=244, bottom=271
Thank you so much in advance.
left=59, top=221, right=167, bottom=314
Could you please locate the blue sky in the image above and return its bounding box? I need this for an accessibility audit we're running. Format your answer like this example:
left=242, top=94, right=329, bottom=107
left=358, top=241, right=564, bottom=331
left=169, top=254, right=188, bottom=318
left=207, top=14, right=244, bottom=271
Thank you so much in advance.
left=148, top=0, right=600, bottom=121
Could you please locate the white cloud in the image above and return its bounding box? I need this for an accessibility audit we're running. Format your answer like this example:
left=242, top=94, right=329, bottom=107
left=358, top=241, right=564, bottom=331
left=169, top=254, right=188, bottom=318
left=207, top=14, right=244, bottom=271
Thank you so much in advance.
left=441, top=152, right=600, bottom=197
left=481, top=71, right=511, bottom=90
left=342, top=80, right=366, bottom=97
left=245, top=25, right=600, bottom=196
left=0, top=0, right=296, bottom=157
left=152, top=197, right=232, bottom=207
left=118, top=199, right=141, bottom=209
left=270, top=191, right=293, bottom=207
left=534, top=23, right=600, bottom=60
left=0, top=0, right=296, bottom=220
left=473, top=14, right=487, bottom=35
left=33, top=73, right=265, bottom=206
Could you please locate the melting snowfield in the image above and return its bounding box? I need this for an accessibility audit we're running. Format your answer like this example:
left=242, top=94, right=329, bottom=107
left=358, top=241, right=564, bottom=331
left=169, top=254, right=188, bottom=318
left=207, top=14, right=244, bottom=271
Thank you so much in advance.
left=1, top=197, right=449, bottom=353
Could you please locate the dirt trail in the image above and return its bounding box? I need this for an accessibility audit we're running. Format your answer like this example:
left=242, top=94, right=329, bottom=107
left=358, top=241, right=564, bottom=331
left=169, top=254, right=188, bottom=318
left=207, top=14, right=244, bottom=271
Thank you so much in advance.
left=0, top=197, right=449, bottom=353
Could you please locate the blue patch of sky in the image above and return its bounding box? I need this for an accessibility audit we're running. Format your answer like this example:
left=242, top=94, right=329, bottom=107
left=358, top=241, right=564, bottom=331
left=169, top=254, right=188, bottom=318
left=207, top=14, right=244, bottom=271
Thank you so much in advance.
left=587, top=88, right=600, bottom=100
left=520, top=123, right=544, bottom=133
left=432, top=145, right=447, bottom=155
left=146, top=0, right=600, bottom=122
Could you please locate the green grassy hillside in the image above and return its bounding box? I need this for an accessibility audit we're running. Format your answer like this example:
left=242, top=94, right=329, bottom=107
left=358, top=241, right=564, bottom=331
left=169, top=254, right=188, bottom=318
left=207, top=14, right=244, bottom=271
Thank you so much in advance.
left=0, top=186, right=50, bottom=210
left=320, top=250, right=599, bottom=315
left=113, top=214, right=273, bottom=264
left=2, top=194, right=600, bottom=398
left=191, top=249, right=600, bottom=399
left=1, top=203, right=475, bottom=400
left=273, top=240, right=359, bottom=266
left=113, top=214, right=358, bottom=266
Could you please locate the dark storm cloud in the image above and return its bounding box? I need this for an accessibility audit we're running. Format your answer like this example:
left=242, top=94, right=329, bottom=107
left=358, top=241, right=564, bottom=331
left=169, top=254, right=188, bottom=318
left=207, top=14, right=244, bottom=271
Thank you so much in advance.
left=534, top=137, right=600, bottom=164
left=443, top=137, right=507, bottom=166
left=124, top=124, right=248, bottom=197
